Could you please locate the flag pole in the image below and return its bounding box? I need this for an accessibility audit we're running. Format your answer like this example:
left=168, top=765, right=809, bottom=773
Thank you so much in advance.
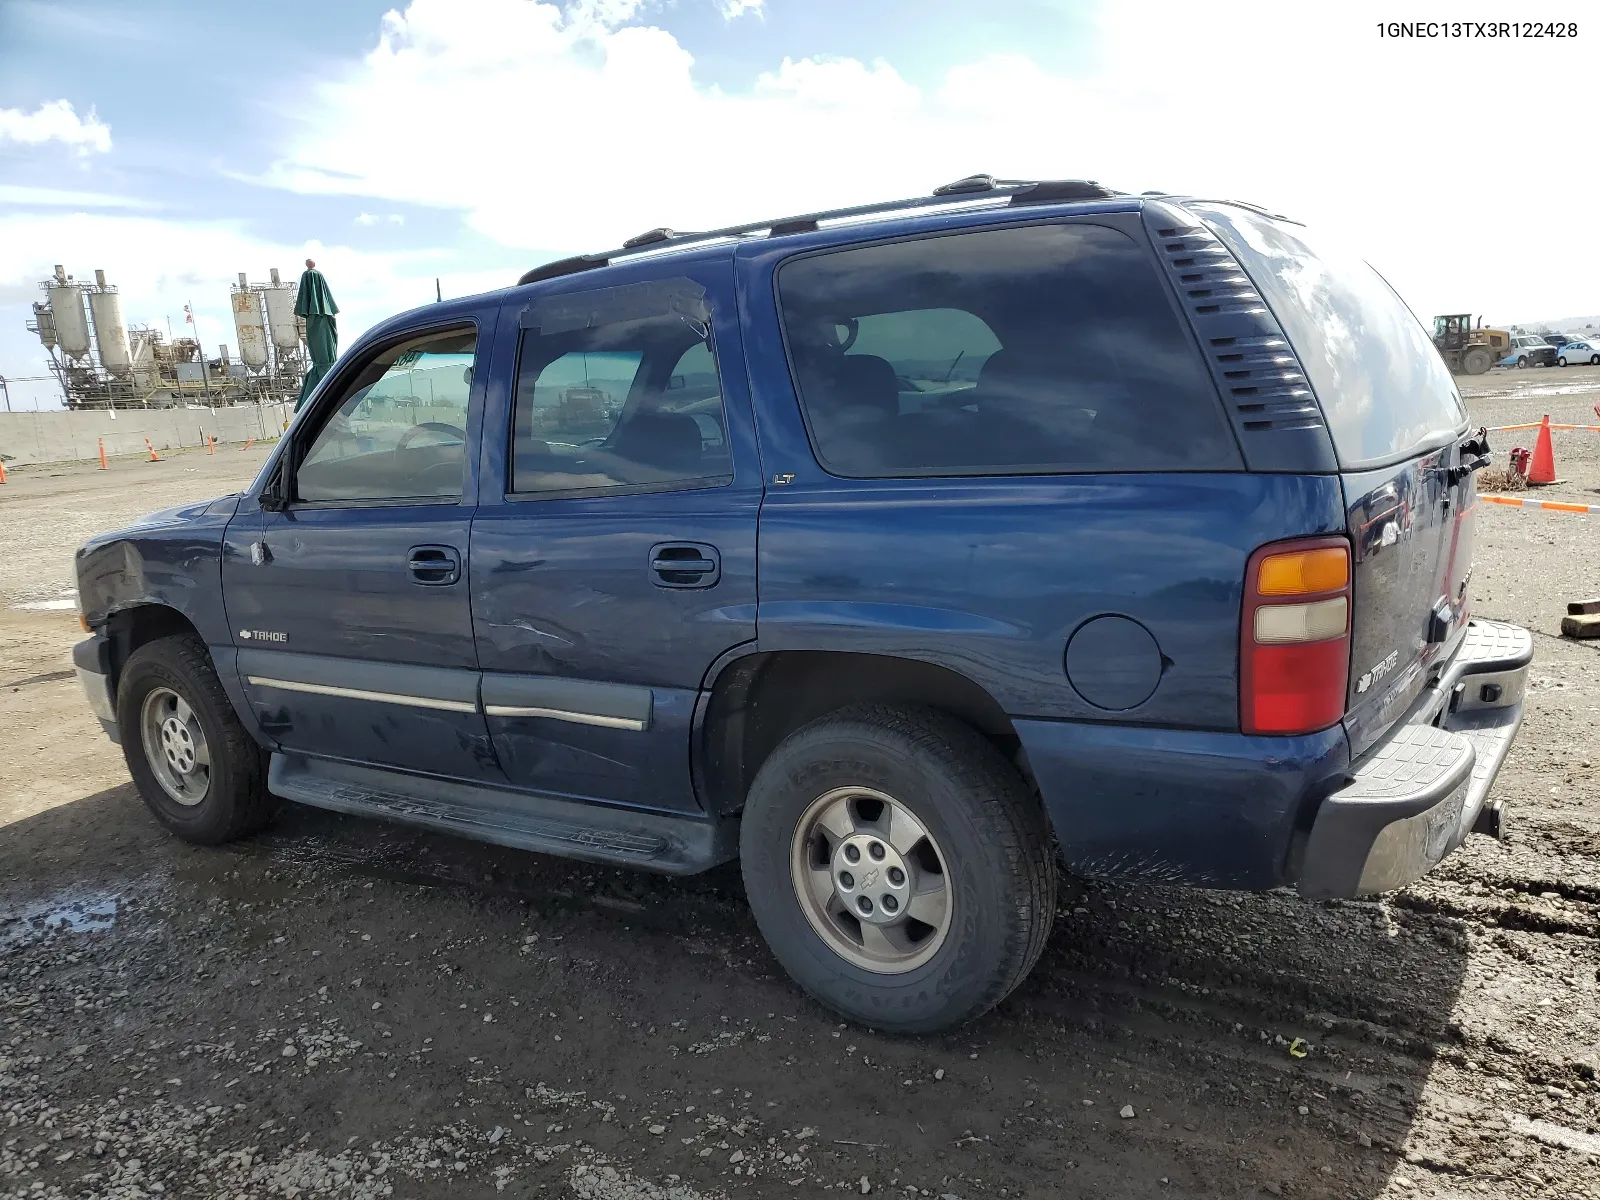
left=187, top=301, right=213, bottom=402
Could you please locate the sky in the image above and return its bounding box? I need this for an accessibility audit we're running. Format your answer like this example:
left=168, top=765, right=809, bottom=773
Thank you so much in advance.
left=1, top=0, right=1596, bottom=409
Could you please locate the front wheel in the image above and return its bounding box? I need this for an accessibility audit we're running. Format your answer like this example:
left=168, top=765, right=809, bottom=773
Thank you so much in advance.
left=116, top=633, right=277, bottom=844
left=740, top=705, right=1056, bottom=1032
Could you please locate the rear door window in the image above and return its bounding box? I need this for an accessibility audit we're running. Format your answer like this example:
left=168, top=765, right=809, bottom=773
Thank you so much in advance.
left=511, top=288, right=732, bottom=495
left=776, top=222, right=1239, bottom=478
left=1191, top=203, right=1467, bottom=469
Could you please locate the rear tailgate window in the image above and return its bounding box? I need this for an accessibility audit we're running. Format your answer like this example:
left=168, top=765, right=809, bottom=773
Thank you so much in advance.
left=1191, top=204, right=1467, bottom=468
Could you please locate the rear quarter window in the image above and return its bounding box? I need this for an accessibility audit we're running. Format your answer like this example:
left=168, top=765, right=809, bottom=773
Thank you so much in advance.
left=1192, top=204, right=1466, bottom=469
left=776, top=221, right=1240, bottom=479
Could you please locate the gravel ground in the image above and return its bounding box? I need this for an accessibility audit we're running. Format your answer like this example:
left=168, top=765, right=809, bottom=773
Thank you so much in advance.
left=1, top=381, right=1597, bottom=1200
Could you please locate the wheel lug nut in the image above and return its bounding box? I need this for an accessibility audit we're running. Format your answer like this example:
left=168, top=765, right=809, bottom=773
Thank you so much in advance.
left=869, top=842, right=885, bottom=861
left=844, top=844, right=860, bottom=863
left=858, top=896, right=874, bottom=915
left=881, top=894, right=899, bottom=914
left=838, top=871, right=854, bottom=889
left=888, top=867, right=905, bottom=885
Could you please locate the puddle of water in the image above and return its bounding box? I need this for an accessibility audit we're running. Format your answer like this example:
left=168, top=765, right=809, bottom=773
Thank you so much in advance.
left=1469, top=380, right=1600, bottom=402
left=0, top=888, right=121, bottom=950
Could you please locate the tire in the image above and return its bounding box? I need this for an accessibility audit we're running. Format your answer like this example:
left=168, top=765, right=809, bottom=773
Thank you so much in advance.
left=1516, top=356, right=1528, bottom=369
left=1462, top=348, right=1491, bottom=375
left=116, top=633, right=276, bottom=845
left=1559, top=357, right=1569, bottom=367
left=1591, top=355, right=1600, bottom=366
left=740, top=704, right=1056, bottom=1033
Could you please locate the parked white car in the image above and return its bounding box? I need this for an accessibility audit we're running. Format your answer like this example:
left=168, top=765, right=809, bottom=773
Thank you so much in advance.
left=1557, top=340, right=1600, bottom=367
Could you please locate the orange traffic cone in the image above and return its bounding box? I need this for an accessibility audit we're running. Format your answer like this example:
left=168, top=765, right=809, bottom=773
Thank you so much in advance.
left=97, top=437, right=108, bottom=470
left=1527, top=414, right=1557, bottom=485
left=144, top=436, right=160, bottom=463
left=208, top=433, right=216, bottom=454
left=0, top=458, right=7, bottom=484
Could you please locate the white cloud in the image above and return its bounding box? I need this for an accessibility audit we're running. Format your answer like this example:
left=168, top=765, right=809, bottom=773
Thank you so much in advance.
left=717, top=0, right=763, bottom=19
left=355, top=212, right=406, bottom=226
left=257, top=0, right=1597, bottom=323
left=0, top=185, right=150, bottom=210
left=0, top=100, right=112, bottom=155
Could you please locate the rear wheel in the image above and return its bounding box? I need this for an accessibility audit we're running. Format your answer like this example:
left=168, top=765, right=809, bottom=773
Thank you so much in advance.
left=1462, top=347, right=1492, bottom=375
left=1591, top=354, right=1600, bottom=366
left=116, top=633, right=277, bottom=844
left=1516, top=356, right=1529, bottom=369
left=740, top=705, right=1056, bottom=1032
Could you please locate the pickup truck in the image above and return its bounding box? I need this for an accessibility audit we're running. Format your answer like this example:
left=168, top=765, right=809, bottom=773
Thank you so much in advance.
left=74, top=177, right=1532, bottom=1032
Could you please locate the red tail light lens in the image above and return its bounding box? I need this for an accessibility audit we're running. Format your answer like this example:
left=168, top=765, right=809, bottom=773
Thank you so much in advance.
left=1240, top=536, right=1352, bottom=736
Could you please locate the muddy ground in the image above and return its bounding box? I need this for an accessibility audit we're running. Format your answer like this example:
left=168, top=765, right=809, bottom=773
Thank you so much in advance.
left=1, top=374, right=1597, bottom=1200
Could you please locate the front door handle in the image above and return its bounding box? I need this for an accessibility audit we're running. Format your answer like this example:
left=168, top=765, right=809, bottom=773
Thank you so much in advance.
left=649, top=542, right=720, bottom=589
left=408, top=545, right=461, bottom=586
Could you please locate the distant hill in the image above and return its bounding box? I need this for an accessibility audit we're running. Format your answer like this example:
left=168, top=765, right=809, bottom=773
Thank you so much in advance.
left=1497, top=314, right=1600, bottom=336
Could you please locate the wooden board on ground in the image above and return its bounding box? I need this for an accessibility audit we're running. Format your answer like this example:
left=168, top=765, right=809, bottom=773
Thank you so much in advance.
left=1568, top=597, right=1600, bottom=616
left=1560, top=613, right=1600, bottom=639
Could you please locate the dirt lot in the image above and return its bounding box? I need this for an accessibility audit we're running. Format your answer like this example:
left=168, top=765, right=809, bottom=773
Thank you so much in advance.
left=2, top=375, right=1597, bottom=1200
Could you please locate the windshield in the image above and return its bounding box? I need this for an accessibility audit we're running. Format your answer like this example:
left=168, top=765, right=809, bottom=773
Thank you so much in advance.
left=1192, top=203, right=1467, bottom=469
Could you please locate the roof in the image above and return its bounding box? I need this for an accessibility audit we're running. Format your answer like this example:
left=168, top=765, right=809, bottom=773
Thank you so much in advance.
left=514, top=175, right=1134, bottom=288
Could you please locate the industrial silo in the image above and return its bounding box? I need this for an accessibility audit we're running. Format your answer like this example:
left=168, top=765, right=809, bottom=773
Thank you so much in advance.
left=45, top=266, right=92, bottom=360
left=231, top=273, right=269, bottom=369
left=87, top=269, right=132, bottom=376
left=263, top=267, right=301, bottom=353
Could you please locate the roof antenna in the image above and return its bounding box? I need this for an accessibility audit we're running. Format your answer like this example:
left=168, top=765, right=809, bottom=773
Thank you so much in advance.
left=435, top=278, right=442, bottom=303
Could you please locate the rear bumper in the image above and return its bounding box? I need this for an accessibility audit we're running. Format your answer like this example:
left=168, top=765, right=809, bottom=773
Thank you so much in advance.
left=1296, top=619, right=1531, bottom=899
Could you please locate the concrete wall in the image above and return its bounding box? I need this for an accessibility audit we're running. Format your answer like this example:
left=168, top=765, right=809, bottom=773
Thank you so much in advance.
left=0, top=403, right=293, bottom=467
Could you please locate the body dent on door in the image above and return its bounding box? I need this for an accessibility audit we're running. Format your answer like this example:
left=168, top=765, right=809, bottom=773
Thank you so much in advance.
left=469, top=249, right=762, bottom=813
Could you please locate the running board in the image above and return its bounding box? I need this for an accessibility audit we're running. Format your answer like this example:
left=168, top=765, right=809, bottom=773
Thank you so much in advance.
left=268, top=754, right=738, bottom=875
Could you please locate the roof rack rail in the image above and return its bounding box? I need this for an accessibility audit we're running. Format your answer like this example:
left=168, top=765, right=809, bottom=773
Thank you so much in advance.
left=1009, top=180, right=1115, bottom=204
left=932, top=173, right=999, bottom=195
left=518, top=254, right=610, bottom=286
left=515, top=175, right=1124, bottom=286
left=621, top=227, right=679, bottom=249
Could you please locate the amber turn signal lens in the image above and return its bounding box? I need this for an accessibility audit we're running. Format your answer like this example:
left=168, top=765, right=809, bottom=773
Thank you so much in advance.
left=1256, top=546, right=1349, bottom=596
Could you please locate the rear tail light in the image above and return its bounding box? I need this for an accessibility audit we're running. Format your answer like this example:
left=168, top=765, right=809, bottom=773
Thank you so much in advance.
left=1241, top=537, right=1352, bottom=736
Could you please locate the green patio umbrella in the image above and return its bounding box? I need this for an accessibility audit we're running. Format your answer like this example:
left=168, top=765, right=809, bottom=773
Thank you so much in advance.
left=294, top=259, right=340, bottom=412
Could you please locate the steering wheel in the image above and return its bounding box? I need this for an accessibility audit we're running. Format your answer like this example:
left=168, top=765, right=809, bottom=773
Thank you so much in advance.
left=394, top=422, right=466, bottom=454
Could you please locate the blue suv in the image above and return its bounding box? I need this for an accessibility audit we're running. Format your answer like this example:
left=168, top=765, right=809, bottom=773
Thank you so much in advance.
left=74, top=176, right=1531, bottom=1031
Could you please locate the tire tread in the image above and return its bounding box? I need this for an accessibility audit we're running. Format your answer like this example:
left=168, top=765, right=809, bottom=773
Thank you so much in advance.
left=743, top=703, right=1056, bottom=1030
left=118, top=633, right=276, bottom=844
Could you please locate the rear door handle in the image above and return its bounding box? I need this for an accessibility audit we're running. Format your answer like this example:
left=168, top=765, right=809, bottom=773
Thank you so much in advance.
left=649, top=542, right=720, bottom=589
left=408, top=544, right=461, bottom=586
